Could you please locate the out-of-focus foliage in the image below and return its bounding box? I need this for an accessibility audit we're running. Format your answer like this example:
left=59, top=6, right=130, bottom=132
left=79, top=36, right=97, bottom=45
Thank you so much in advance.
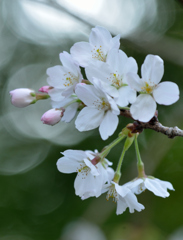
left=1, top=0, right=183, bottom=239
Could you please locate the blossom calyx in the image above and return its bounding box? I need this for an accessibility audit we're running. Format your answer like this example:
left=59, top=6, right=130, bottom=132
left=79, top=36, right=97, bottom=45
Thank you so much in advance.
left=9, top=88, right=36, bottom=108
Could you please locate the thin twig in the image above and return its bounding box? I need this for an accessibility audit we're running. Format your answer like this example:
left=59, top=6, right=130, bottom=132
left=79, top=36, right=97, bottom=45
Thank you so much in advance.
left=120, top=109, right=183, bottom=139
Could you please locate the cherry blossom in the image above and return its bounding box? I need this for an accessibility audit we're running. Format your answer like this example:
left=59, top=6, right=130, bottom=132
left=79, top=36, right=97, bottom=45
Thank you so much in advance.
left=56, top=150, right=114, bottom=199
left=75, top=80, right=120, bottom=140
left=70, top=26, right=120, bottom=67
left=41, top=108, right=64, bottom=125
left=85, top=49, right=137, bottom=107
left=124, top=176, right=174, bottom=198
left=127, top=54, right=180, bottom=122
left=51, top=95, right=79, bottom=123
left=9, top=88, right=36, bottom=108
left=46, top=51, right=83, bottom=97
left=105, top=182, right=145, bottom=215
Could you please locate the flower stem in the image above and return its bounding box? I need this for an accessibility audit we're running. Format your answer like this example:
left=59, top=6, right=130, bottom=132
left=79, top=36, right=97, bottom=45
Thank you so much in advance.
left=113, top=147, right=126, bottom=183
left=119, top=106, right=130, bottom=110
left=100, top=135, right=126, bottom=158
left=134, top=134, right=146, bottom=178
left=63, top=98, right=81, bottom=109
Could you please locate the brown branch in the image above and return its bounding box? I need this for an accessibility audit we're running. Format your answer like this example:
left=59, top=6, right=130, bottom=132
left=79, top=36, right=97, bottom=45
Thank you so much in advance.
left=120, top=109, right=183, bottom=139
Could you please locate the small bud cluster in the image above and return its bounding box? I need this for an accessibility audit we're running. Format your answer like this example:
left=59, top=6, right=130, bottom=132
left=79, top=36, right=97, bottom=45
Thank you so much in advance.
left=9, top=26, right=179, bottom=215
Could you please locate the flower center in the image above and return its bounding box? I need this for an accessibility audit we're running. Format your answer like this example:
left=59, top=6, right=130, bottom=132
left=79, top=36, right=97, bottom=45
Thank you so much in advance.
left=63, top=72, right=78, bottom=87
left=91, top=46, right=106, bottom=62
left=76, top=163, right=90, bottom=178
left=106, top=184, right=118, bottom=202
left=93, top=98, right=110, bottom=111
left=141, top=82, right=154, bottom=94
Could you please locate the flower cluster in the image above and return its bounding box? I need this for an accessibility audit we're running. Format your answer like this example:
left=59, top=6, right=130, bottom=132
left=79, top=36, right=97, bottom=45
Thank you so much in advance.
left=9, top=26, right=178, bottom=215
left=10, top=26, right=180, bottom=140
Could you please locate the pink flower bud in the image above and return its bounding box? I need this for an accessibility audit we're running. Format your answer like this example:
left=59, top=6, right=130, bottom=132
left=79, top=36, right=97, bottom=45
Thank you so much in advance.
left=9, top=88, right=36, bottom=108
left=39, top=86, right=52, bottom=93
left=41, top=108, right=64, bottom=126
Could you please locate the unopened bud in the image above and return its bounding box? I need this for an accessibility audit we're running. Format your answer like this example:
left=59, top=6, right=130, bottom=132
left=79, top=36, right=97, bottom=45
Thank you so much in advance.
left=41, top=108, right=64, bottom=126
left=9, top=88, right=36, bottom=108
left=39, top=86, right=53, bottom=93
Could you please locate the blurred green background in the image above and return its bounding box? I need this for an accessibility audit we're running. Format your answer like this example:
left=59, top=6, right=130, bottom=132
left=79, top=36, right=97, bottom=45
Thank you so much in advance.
left=1, top=0, right=183, bottom=239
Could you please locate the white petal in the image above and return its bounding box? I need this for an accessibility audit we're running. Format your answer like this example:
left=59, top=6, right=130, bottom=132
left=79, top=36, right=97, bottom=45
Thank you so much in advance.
left=145, top=178, right=170, bottom=198
left=75, top=84, right=102, bottom=107
left=130, top=94, right=156, bottom=122
left=123, top=57, right=138, bottom=76
left=84, top=158, right=99, bottom=176
left=89, top=26, right=112, bottom=53
left=59, top=51, right=79, bottom=76
left=47, top=66, right=66, bottom=89
left=107, top=49, right=128, bottom=73
left=85, top=61, right=111, bottom=84
left=99, top=111, right=118, bottom=140
left=62, top=102, right=78, bottom=123
left=116, top=196, right=128, bottom=215
left=123, top=192, right=145, bottom=213
left=154, top=178, right=174, bottom=191
left=115, top=86, right=136, bottom=107
left=126, top=72, right=144, bottom=92
left=70, top=42, right=92, bottom=67
left=75, top=107, right=104, bottom=131
left=56, top=157, right=79, bottom=173
left=49, top=88, right=65, bottom=102
left=153, top=81, right=179, bottom=105
left=141, top=55, right=164, bottom=85
left=109, top=34, right=120, bottom=50
left=63, top=149, right=86, bottom=161
left=74, top=172, right=102, bottom=197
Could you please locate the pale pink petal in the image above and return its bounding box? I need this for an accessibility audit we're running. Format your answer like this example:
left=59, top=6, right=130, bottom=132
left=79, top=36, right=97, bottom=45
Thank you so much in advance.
left=141, top=55, right=164, bottom=85
left=99, top=111, right=118, bottom=140
left=75, top=107, right=104, bottom=131
left=153, top=81, right=179, bottom=105
left=70, top=42, right=92, bottom=67
left=130, top=94, right=156, bottom=122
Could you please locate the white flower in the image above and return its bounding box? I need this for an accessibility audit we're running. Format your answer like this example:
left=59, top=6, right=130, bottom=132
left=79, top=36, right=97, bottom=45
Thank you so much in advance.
left=127, top=54, right=180, bottom=122
left=51, top=95, right=79, bottom=123
left=75, top=80, right=120, bottom=140
left=56, top=150, right=114, bottom=199
left=9, top=88, right=36, bottom=108
left=124, top=176, right=174, bottom=198
left=105, top=182, right=145, bottom=215
left=46, top=51, right=83, bottom=97
left=70, top=26, right=120, bottom=67
left=41, top=108, right=64, bottom=125
left=85, top=49, right=137, bottom=107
